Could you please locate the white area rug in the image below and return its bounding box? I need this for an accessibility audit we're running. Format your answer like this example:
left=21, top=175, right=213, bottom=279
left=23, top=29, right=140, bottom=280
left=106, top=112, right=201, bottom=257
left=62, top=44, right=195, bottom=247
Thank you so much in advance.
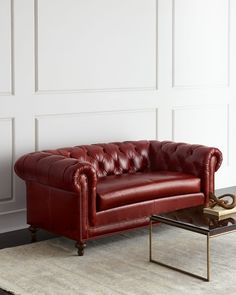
left=0, top=225, right=236, bottom=295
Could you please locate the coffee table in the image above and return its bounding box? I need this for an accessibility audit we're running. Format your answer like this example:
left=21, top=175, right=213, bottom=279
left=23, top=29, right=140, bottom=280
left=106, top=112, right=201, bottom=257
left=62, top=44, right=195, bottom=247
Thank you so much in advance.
left=149, top=206, right=236, bottom=281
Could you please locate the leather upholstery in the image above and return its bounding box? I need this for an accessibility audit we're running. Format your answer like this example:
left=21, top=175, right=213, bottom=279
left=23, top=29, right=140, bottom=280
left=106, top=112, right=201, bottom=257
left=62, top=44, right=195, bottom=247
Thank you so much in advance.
left=97, top=171, right=201, bottom=211
left=92, top=192, right=205, bottom=236
left=14, top=140, right=222, bottom=251
left=149, top=141, right=222, bottom=204
left=45, top=141, right=150, bottom=177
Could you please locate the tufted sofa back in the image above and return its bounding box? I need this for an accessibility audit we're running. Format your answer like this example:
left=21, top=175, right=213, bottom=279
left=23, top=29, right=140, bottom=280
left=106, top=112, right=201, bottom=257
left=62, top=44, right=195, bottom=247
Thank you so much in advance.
left=149, top=140, right=222, bottom=177
left=45, top=140, right=150, bottom=178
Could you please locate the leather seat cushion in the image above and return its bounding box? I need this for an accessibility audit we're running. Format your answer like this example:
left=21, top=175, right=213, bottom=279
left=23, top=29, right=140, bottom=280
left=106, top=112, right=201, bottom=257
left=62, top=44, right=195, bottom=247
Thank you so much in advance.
left=97, top=171, right=201, bottom=211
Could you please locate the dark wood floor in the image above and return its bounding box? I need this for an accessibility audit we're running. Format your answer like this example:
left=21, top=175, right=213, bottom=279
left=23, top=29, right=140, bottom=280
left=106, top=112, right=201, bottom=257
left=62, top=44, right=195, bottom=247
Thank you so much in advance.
left=0, top=288, right=12, bottom=294
left=0, top=228, right=56, bottom=294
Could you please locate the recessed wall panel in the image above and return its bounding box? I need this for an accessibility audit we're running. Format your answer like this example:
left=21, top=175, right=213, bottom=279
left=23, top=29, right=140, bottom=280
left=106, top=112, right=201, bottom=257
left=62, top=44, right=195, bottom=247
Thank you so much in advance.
left=0, top=0, right=12, bottom=94
left=0, top=118, right=13, bottom=201
left=36, top=0, right=156, bottom=92
left=173, top=0, right=229, bottom=87
left=35, top=109, right=157, bottom=150
left=172, top=105, right=228, bottom=164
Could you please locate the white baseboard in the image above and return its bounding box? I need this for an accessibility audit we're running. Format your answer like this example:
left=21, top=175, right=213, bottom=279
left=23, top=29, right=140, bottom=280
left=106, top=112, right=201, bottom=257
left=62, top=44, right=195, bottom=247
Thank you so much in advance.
left=0, top=209, right=27, bottom=233
left=216, top=186, right=236, bottom=195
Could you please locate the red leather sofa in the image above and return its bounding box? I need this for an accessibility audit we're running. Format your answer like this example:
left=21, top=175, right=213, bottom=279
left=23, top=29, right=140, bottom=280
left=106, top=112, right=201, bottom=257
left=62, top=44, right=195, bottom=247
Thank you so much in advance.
left=14, top=140, right=222, bottom=255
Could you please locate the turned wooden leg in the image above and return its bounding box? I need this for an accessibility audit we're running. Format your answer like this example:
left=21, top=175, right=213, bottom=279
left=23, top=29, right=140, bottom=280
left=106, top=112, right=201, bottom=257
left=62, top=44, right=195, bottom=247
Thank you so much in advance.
left=75, top=242, right=86, bottom=256
left=28, top=225, right=38, bottom=243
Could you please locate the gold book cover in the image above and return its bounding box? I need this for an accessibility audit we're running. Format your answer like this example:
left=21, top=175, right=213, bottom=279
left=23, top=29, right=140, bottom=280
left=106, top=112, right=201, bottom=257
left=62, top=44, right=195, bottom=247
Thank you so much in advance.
left=203, top=205, right=236, bottom=217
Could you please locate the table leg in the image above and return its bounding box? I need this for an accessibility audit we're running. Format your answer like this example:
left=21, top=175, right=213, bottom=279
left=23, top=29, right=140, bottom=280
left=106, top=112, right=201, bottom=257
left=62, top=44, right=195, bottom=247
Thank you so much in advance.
left=149, top=218, right=152, bottom=261
left=207, top=233, right=210, bottom=281
left=149, top=220, right=210, bottom=282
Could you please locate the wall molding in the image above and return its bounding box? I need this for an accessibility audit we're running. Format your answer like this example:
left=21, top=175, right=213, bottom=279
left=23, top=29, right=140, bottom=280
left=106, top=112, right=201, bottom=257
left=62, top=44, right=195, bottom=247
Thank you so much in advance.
left=35, top=108, right=157, bottom=120
left=226, top=103, right=230, bottom=166
left=172, top=0, right=230, bottom=89
left=10, top=0, right=15, bottom=95
left=0, top=118, right=15, bottom=203
left=34, top=0, right=38, bottom=93
left=34, top=87, right=157, bottom=95
left=171, top=104, right=230, bottom=165
left=35, top=108, right=157, bottom=150
left=155, top=0, right=158, bottom=90
left=155, top=108, right=159, bottom=140
left=34, top=0, right=158, bottom=94
left=0, top=208, right=26, bottom=233
left=0, top=0, right=14, bottom=96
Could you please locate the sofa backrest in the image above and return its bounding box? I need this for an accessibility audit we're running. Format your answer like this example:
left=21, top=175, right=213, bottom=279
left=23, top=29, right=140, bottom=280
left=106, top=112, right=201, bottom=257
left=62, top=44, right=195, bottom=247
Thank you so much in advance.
left=45, top=141, right=150, bottom=178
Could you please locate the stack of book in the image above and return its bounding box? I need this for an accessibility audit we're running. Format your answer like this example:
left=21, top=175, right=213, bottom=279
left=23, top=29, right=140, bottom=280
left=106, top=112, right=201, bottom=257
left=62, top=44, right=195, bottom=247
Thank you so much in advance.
left=203, top=205, right=236, bottom=220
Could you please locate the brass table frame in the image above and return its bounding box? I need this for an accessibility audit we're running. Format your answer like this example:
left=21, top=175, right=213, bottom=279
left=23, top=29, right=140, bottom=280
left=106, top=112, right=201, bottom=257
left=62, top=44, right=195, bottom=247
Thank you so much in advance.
left=149, top=215, right=236, bottom=282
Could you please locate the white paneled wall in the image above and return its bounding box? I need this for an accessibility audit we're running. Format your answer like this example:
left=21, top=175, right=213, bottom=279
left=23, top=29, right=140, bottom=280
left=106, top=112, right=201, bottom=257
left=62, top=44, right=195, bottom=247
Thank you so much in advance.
left=172, top=105, right=229, bottom=164
left=173, top=0, right=229, bottom=87
left=35, top=109, right=157, bottom=150
left=0, top=0, right=235, bottom=232
left=0, top=118, right=13, bottom=200
left=0, top=0, right=12, bottom=94
left=36, top=0, right=157, bottom=92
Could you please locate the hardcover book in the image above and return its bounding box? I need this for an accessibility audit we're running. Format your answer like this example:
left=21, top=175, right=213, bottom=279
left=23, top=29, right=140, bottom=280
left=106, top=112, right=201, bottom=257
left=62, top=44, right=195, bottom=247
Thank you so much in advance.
left=203, top=205, right=236, bottom=217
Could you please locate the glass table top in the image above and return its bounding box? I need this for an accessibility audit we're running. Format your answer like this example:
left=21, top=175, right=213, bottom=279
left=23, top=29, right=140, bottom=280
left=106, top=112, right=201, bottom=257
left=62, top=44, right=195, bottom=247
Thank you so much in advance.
left=151, top=205, right=236, bottom=236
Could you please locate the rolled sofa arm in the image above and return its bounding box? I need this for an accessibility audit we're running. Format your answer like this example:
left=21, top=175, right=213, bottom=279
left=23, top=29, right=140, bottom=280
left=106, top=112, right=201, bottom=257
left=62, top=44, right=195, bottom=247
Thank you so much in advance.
left=149, top=141, right=223, bottom=204
left=14, top=152, right=97, bottom=193
left=15, top=151, right=98, bottom=228
left=15, top=152, right=98, bottom=225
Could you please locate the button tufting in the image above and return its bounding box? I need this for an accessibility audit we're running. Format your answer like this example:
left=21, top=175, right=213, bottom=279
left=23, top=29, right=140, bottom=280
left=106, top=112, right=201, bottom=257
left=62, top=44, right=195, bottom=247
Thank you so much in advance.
left=98, top=162, right=104, bottom=169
